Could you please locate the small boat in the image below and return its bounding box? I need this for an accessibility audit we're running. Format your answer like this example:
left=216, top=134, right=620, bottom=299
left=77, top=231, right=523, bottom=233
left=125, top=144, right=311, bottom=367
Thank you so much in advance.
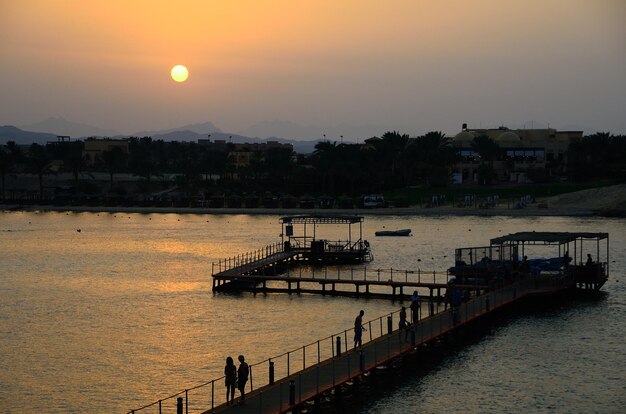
left=375, top=228, right=412, bottom=237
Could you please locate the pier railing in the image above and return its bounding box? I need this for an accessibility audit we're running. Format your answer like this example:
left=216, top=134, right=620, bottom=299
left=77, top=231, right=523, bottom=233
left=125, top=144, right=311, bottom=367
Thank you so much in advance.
left=211, top=243, right=453, bottom=286
left=211, top=242, right=284, bottom=275
left=285, top=265, right=453, bottom=285
left=129, top=272, right=574, bottom=414
left=128, top=302, right=425, bottom=414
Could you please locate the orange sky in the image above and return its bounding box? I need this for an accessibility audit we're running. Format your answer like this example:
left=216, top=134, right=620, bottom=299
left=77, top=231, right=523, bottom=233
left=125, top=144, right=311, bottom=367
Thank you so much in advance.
left=1, top=0, right=625, bottom=137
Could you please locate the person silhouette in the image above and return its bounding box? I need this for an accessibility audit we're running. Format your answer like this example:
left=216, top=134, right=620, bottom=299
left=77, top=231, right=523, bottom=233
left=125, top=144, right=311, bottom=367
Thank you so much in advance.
left=354, top=310, right=365, bottom=348
left=410, top=290, right=420, bottom=322
left=399, top=306, right=410, bottom=341
left=224, top=356, right=236, bottom=405
left=237, top=355, right=249, bottom=403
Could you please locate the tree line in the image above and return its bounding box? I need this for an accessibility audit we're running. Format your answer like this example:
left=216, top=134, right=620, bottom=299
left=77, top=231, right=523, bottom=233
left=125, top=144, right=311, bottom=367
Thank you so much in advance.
left=0, top=131, right=625, bottom=203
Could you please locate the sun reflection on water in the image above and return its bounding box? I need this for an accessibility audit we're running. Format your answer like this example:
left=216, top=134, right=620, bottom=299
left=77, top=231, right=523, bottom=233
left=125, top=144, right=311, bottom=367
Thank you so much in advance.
left=0, top=212, right=624, bottom=412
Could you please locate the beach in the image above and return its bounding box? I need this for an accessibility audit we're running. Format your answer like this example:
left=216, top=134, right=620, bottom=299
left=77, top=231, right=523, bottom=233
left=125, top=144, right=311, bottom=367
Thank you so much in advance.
left=4, top=184, right=625, bottom=217
left=0, top=204, right=600, bottom=217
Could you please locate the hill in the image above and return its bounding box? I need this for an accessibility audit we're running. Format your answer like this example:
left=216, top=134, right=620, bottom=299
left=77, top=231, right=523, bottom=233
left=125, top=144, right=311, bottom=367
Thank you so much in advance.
left=132, top=121, right=222, bottom=137
left=237, top=119, right=401, bottom=142
left=0, top=125, right=58, bottom=145
left=20, top=117, right=120, bottom=137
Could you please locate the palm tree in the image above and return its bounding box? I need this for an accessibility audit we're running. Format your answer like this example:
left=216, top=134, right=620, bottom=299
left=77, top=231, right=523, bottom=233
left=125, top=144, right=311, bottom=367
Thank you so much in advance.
left=28, top=143, right=52, bottom=201
left=128, top=137, right=159, bottom=191
left=376, top=131, right=411, bottom=186
left=178, top=142, right=201, bottom=198
left=471, top=135, right=503, bottom=184
left=0, top=146, right=10, bottom=200
left=413, top=131, right=458, bottom=186
left=334, top=143, right=364, bottom=195
left=263, top=147, right=295, bottom=188
left=248, top=151, right=264, bottom=181
left=567, top=132, right=626, bottom=180
left=100, top=147, right=126, bottom=189
left=313, top=140, right=339, bottom=194
left=205, top=149, right=228, bottom=182
left=2, top=142, right=22, bottom=199
left=62, top=141, right=86, bottom=186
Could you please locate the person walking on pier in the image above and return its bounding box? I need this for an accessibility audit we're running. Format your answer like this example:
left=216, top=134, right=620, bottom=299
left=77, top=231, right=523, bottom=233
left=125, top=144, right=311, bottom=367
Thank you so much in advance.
left=224, top=356, right=236, bottom=405
left=354, top=310, right=365, bottom=348
left=237, top=355, right=249, bottom=403
left=451, top=287, right=462, bottom=324
left=520, top=255, right=530, bottom=273
left=410, top=290, right=420, bottom=323
left=399, top=306, right=410, bottom=341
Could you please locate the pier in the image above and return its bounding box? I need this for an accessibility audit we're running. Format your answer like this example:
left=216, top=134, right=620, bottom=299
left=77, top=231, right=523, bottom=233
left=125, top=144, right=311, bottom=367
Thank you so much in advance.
left=211, top=214, right=475, bottom=300
left=210, top=240, right=481, bottom=301
left=214, top=263, right=485, bottom=302
left=130, top=232, right=609, bottom=414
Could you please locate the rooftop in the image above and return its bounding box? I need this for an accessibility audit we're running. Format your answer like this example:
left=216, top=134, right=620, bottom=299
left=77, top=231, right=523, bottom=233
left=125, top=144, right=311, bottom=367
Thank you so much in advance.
left=280, top=215, right=364, bottom=224
left=490, top=231, right=609, bottom=245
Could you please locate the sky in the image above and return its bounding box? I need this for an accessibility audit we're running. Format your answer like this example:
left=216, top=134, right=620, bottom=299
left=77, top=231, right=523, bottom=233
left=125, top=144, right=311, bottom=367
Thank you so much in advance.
left=1, top=0, right=625, bottom=138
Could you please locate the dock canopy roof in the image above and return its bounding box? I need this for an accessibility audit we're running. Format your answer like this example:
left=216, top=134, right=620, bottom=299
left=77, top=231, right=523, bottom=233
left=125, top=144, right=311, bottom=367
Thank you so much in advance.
left=490, top=232, right=609, bottom=245
left=280, top=215, right=364, bottom=224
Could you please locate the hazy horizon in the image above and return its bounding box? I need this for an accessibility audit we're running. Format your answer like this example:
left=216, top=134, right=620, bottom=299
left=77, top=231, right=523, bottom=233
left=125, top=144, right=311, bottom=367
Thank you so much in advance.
left=1, top=0, right=625, bottom=139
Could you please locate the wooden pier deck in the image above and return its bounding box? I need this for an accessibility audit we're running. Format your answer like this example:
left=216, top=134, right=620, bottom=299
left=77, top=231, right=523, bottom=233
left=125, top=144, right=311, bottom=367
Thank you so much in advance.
left=211, top=243, right=481, bottom=300
left=202, top=273, right=573, bottom=414
left=213, top=251, right=299, bottom=278
left=129, top=272, right=578, bottom=414
left=213, top=271, right=485, bottom=301
left=130, top=231, right=609, bottom=414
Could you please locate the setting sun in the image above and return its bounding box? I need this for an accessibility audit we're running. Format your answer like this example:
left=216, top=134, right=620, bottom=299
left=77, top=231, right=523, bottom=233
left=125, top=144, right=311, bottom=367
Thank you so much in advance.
left=170, top=65, right=189, bottom=82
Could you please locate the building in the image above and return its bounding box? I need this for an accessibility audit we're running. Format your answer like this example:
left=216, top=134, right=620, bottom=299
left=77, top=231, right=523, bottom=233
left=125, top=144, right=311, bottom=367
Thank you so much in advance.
left=197, top=138, right=229, bottom=152
left=46, top=135, right=71, bottom=146
left=452, top=124, right=583, bottom=184
left=198, top=138, right=294, bottom=169
left=82, top=137, right=129, bottom=167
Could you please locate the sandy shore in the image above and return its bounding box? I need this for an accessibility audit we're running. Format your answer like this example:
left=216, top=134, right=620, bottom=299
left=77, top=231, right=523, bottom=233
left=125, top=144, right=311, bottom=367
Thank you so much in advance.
left=4, top=185, right=626, bottom=217
left=1, top=204, right=604, bottom=217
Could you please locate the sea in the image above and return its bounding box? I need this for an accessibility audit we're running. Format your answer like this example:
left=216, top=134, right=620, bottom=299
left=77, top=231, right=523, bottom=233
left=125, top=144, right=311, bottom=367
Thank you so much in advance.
left=0, top=211, right=624, bottom=413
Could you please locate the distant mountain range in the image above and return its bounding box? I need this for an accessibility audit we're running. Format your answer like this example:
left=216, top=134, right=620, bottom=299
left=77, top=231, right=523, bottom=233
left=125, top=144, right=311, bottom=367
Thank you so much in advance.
left=145, top=130, right=320, bottom=154
left=0, top=125, right=58, bottom=145
left=12, top=115, right=403, bottom=141
left=20, top=117, right=121, bottom=138
left=132, top=121, right=222, bottom=137
left=3, top=117, right=600, bottom=154
left=0, top=119, right=323, bottom=153
left=236, top=120, right=402, bottom=142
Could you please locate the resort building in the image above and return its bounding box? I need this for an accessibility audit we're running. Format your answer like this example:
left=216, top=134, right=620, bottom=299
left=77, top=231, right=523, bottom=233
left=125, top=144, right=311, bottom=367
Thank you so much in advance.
left=229, top=141, right=293, bottom=168
left=452, top=124, right=583, bottom=184
left=82, top=137, right=129, bottom=167
left=198, top=138, right=294, bottom=169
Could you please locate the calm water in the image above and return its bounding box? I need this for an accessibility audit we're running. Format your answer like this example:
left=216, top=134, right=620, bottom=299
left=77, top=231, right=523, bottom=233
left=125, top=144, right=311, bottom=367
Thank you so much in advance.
left=0, top=212, right=624, bottom=413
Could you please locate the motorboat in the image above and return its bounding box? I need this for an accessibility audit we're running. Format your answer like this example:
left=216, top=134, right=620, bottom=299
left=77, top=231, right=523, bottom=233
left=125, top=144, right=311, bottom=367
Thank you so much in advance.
left=375, top=228, right=412, bottom=236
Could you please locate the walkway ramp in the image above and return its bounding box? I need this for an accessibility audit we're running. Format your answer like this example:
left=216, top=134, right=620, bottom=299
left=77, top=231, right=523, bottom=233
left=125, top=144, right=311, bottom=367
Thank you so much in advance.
left=128, top=272, right=584, bottom=414
left=205, top=274, right=570, bottom=414
left=207, top=311, right=454, bottom=414
left=213, top=250, right=299, bottom=278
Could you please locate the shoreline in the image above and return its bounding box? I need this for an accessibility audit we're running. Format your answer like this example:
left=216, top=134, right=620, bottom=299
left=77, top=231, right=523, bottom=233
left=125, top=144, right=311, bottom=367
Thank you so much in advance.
left=2, top=204, right=617, bottom=217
